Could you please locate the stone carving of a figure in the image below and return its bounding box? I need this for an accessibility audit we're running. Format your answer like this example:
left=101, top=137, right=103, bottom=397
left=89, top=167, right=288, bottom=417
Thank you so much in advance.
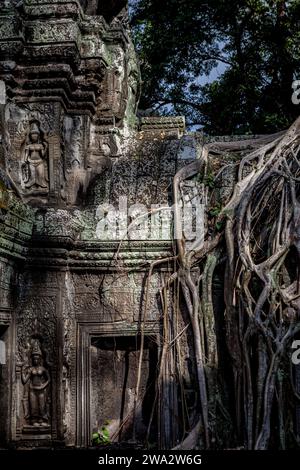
left=22, top=121, right=48, bottom=190
left=21, top=341, right=51, bottom=427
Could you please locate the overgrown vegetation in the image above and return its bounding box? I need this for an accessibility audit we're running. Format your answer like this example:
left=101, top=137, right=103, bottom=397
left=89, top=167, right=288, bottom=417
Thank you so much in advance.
left=130, top=0, right=300, bottom=134
left=131, top=120, right=300, bottom=449
left=92, top=423, right=111, bottom=446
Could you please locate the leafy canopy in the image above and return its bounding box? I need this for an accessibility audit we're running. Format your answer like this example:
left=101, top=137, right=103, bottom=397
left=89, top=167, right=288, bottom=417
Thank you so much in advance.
left=130, top=0, right=300, bottom=134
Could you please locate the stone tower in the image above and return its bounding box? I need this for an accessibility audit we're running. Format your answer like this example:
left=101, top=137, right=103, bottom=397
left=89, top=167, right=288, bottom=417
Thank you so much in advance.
left=0, top=0, right=196, bottom=449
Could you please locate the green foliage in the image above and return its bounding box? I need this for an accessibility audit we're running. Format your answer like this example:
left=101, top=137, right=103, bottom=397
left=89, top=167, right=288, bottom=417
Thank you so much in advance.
left=130, top=0, right=300, bottom=135
left=215, top=219, right=225, bottom=232
left=209, top=203, right=223, bottom=218
left=204, top=172, right=216, bottom=189
left=92, top=423, right=111, bottom=446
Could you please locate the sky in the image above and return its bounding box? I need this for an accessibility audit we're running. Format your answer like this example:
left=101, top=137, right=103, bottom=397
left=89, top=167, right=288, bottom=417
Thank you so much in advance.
left=128, top=0, right=227, bottom=87
left=128, top=0, right=228, bottom=129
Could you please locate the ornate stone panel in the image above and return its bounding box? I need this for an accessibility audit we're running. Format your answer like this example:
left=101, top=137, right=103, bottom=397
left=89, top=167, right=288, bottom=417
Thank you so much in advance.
left=5, top=102, right=63, bottom=205
left=13, top=271, right=60, bottom=442
left=0, top=259, right=15, bottom=312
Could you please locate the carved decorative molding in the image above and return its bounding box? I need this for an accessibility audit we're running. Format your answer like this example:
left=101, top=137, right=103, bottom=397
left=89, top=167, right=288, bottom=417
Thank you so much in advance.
left=139, top=116, right=186, bottom=140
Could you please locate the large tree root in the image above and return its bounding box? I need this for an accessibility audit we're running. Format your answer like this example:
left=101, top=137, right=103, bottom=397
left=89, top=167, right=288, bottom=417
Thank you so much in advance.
left=168, top=117, right=300, bottom=449
left=130, top=117, right=300, bottom=450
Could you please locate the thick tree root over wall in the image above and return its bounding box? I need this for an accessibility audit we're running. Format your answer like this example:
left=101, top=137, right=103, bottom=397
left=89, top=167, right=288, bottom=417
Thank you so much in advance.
left=136, top=117, right=300, bottom=450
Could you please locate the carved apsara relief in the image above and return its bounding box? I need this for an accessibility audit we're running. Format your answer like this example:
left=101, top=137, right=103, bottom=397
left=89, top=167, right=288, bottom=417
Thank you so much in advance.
left=16, top=297, right=56, bottom=366
left=5, top=103, right=56, bottom=200
left=21, top=120, right=49, bottom=194
left=21, top=338, right=51, bottom=430
left=15, top=272, right=58, bottom=437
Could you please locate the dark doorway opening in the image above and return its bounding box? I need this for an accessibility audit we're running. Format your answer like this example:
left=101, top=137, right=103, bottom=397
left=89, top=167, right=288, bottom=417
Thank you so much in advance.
left=90, top=336, right=158, bottom=447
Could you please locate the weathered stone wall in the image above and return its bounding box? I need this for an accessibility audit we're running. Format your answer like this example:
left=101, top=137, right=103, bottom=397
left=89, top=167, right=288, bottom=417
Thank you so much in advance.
left=0, top=1, right=203, bottom=449
left=0, top=188, right=34, bottom=445
left=0, top=115, right=203, bottom=448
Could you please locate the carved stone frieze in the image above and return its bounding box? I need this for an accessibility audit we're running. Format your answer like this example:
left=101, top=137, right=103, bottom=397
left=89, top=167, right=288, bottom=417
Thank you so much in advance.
left=0, top=259, right=15, bottom=311
left=69, top=271, right=162, bottom=324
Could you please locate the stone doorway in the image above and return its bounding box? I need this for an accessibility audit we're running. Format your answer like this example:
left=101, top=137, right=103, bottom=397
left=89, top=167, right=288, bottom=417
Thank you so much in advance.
left=90, top=336, right=158, bottom=446
left=76, top=324, right=160, bottom=448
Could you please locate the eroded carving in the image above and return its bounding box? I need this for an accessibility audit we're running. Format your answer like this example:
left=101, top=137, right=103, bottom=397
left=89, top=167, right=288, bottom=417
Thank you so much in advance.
left=21, top=339, right=51, bottom=430
left=22, top=121, right=49, bottom=194
left=0, top=0, right=183, bottom=451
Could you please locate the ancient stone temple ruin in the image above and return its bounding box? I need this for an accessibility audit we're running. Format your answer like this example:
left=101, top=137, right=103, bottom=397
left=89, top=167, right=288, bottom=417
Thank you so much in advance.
left=0, top=0, right=201, bottom=449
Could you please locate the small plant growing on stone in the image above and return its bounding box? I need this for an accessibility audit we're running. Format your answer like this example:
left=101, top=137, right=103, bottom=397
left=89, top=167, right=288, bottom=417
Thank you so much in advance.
left=204, top=172, right=215, bottom=189
left=92, top=422, right=111, bottom=446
